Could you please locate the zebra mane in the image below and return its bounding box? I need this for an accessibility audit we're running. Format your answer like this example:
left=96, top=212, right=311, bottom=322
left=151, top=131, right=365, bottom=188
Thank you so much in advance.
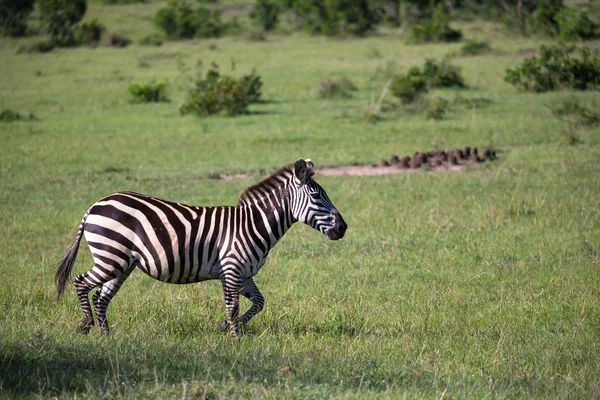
left=238, top=163, right=295, bottom=206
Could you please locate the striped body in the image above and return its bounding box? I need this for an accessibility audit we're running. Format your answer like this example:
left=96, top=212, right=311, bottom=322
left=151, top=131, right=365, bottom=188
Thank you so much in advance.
left=85, top=192, right=280, bottom=284
left=56, top=159, right=347, bottom=337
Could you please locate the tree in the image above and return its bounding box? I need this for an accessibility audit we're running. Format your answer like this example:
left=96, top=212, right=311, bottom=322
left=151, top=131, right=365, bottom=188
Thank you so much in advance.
left=39, top=0, right=87, bottom=45
left=280, top=0, right=383, bottom=36
left=0, top=0, right=35, bottom=37
left=250, top=0, right=280, bottom=31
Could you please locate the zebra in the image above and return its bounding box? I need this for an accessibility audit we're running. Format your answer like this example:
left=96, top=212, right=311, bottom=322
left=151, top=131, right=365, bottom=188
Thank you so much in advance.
left=55, top=159, right=347, bottom=338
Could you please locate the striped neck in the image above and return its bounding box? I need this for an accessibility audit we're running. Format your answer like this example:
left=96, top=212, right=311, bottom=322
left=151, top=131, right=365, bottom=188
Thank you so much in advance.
left=237, top=165, right=296, bottom=246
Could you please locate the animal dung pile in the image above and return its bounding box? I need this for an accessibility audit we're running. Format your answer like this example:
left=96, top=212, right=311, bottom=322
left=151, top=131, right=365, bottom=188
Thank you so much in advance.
left=373, top=146, right=498, bottom=170
left=215, top=146, right=499, bottom=179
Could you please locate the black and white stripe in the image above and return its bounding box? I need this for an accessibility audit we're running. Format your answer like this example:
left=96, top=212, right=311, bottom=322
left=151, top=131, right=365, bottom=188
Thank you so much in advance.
left=56, top=159, right=347, bottom=337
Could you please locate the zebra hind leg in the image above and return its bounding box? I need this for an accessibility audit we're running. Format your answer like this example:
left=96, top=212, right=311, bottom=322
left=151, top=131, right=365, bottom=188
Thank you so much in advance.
left=73, top=272, right=100, bottom=334
left=92, top=267, right=134, bottom=335
left=217, top=278, right=264, bottom=334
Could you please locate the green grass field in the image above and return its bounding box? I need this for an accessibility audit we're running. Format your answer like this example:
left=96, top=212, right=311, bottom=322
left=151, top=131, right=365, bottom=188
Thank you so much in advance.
left=1, top=1, right=599, bottom=398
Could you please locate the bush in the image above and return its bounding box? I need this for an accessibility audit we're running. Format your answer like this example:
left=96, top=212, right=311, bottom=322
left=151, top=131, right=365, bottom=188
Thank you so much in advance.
left=17, top=40, right=56, bottom=53
left=422, top=58, right=466, bottom=88
left=318, top=76, right=357, bottom=99
left=391, top=57, right=466, bottom=104
left=39, top=0, right=87, bottom=46
left=282, top=0, right=382, bottom=37
left=129, top=80, right=170, bottom=103
left=391, top=67, right=428, bottom=104
left=239, top=73, right=263, bottom=103
left=425, top=97, right=449, bottom=120
left=180, top=68, right=263, bottom=117
left=0, top=108, right=35, bottom=122
left=530, top=0, right=563, bottom=36
left=554, top=8, right=600, bottom=41
left=250, top=0, right=279, bottom=32
left=406, top=6, right=462, bottom=44
left=155, top=0, right=223, bottom=39
left=460, top=39, right=492, bottom=56
left=76, top=18, right=105, bottom=46
left=551, top=95, right=599, bottom=127
left=451, top=94, right=492, bottom=109
left=551, top=94, right=599, bottom=145
left=246, top=30, right=267, bottom=41
left=109, top=33, right=132, bottom=47
left=102, top=0, right=145, bottom=3
left=0, top=108, right=22, bottom=122
left=360, top=81, right=395, bottom=124
left=0, top=0, right=35, bottom=37
left=505, top=45, right=600, bottom=92
left=139, top=33, right=164, bottom=46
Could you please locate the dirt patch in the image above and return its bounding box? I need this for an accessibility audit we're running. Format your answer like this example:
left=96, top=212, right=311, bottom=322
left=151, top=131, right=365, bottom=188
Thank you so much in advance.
left=321, top=146, right=497, bottom=176
left=213, top=146, right=498, bottom=180
left=319, top=164, right=463, bottom=176
left=518, top=48, right=538, bottom=57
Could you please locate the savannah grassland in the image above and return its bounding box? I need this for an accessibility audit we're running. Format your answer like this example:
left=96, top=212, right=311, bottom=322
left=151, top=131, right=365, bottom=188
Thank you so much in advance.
left=1, top=1, right=599, bottom=398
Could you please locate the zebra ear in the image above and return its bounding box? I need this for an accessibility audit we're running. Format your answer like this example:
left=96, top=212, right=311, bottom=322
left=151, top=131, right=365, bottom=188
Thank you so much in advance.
left=294, top=159, right=307, bottom=182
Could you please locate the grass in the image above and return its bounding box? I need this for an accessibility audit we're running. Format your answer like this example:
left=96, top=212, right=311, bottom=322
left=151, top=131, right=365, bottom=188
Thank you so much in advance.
left=1, top=3, right=600, bottom=398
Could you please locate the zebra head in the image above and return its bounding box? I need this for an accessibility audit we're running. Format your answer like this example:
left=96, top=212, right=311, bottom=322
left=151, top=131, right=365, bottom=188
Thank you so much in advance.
left=290, top=159, right=347, bottom=241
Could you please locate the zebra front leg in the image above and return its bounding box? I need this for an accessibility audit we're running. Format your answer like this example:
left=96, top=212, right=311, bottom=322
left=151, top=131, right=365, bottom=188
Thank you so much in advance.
left=220, top=272, right=242, bottom=338
left=217, top=278, right=264, bottom=332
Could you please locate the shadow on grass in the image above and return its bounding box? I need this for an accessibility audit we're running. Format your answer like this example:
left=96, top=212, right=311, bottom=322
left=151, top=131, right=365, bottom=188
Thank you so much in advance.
left=0, top=325, right=543, bottom=398
left=0, top=329, right=420, bottom=397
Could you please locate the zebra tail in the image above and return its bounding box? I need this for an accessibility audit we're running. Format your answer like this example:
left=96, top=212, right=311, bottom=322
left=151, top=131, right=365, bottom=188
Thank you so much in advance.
left=55, top=208, right=91, bottom=299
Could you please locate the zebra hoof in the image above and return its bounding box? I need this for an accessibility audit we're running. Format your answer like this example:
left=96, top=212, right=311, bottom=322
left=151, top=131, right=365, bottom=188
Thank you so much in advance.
left=216, top=320, right=228, bottom=332
left=77, top=323, right=93, bottom=335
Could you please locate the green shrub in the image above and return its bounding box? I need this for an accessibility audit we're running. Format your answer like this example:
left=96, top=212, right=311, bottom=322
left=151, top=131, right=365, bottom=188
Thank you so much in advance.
left=391, top=67, right=428, bottom=104
left=139, top=33, right=164, bottom=46
left=129, top=80, right=170, bottom=103
left=318, top=76, right=357, bottom=99
left=282, top=0, right=382, bottom=37
left=246, top=30, right=266, bottom=41
left=425, top=97, right=449, bottom=120
left=239, top=72, right=263, bottom=103
left=391, top=57, right=466, bottom=104
left=505, top=45, right=600, bottom=92
left=0, top=108, right=22, bottom=122
left=155, top=0, right=223, bottom=39
left=530, top=0, right=563, bottom=36
left=0, top=0, right=35, bottom=37
left=422, top=58, right=466, bottom=88
left=0, top=108, right=35, bottom=122
left=109, top=33, right=132, bottom=47
left=250, top=0, right=279, bottom=32
left=39, top=0, right=87, bottom=46
left=359, top=81, right=395, bottom=124
left=17, top=40, right=56, bottom=53
left=551, top=94, right=599, bottom=145
left=460, top=39, right=492, bottom=56
left=551, top=95, right=599, bottom=127
left=406, top=6, right=462, bottom=44
left=76, top=18, right=105, bottom=46
left=452, top=94, right=492, bottom=109
left=555, top=8, right=600, bottom=41
left=102, top=0, right=145, bottom=3
left=180, top=68, right=263, bottom=117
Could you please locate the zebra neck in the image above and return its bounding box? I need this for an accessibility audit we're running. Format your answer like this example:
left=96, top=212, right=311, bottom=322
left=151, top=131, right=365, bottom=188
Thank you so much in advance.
left=243, top=191, right=294, bottom=249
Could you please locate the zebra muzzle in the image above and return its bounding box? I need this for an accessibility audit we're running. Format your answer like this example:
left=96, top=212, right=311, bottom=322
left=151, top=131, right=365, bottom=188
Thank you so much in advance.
left=327, top=212, right=347, bottom=240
